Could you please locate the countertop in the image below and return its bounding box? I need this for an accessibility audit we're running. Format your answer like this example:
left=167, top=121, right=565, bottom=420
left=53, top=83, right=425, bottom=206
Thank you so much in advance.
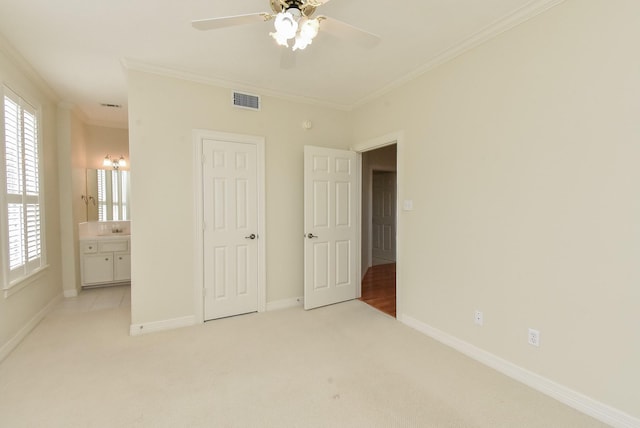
left=79, top=234, right=131, bottom=242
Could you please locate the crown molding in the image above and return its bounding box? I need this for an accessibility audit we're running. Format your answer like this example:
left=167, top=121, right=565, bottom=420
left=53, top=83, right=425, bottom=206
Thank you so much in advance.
left=57, top=101, right=88, bottom=123
left=123, top=0, right=565, bottom=115
left=0, top=33, right=59, bottom=103
left=84, top=118, right=129, bottom=130
left=58, top=101, right=128, bottom=130
left=121, top=58, right=352, bottom=112
left=57, top=101, right=75, bottom=110
left=353, top=0, right=567, bottom=109
left=2, top=1, right=566, bottom=126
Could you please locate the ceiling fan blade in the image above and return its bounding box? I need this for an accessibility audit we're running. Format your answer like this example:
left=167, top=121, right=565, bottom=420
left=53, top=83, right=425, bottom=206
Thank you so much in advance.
left=192, top=13, right=269, bottom=31
left=320, top=17, right=381, bottom=48
left=280, top=49, right=297, bottom=70
left=306, top=0, right=332, bottom=6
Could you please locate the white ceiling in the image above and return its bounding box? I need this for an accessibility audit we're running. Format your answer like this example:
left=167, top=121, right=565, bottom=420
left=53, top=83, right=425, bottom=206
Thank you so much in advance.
left=0, top=0, right=560, bottom=128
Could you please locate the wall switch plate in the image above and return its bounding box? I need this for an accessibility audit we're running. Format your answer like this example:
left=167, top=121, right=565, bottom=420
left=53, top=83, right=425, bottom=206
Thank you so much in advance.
left=403, top=200, right=414, bottom=211
left=528, top=328, right=540, bottom=347
left=474, top=310, right=483, bottom=326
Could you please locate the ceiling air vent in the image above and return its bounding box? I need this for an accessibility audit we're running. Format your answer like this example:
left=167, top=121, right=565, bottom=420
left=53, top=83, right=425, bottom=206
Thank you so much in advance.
left=232, top=91, right=260, bottom=111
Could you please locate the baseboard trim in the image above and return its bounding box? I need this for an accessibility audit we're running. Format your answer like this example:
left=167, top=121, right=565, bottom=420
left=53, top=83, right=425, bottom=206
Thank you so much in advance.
left=399, top=314, right=639, bottom=428
left=129, top=315, right=196, bottom=336
left=63, top=289, right=78, bottom=298
left=0, top=293, right=63, bottom=363
left=266, top=297, right=303, bottom=311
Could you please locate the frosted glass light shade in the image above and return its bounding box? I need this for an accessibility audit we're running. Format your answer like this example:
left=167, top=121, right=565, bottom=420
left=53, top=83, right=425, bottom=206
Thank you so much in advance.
left=292, top=35, right=311, bottom=51
left=292, top=18, right=320, bottom=51
left=300, top=18, right=319, bottom=40
left=270, top=31, right=290, bottom=46
left=273, top=11, right=298, bottom=40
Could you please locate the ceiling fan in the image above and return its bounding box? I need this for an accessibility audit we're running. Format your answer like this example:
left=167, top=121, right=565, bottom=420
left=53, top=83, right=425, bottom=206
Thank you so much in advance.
left=192, top=0, right=380, bottom=53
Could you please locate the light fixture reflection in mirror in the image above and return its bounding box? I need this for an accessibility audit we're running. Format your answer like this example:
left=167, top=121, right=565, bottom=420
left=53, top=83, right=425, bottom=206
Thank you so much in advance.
left=85, top=169, right=130, bottom=221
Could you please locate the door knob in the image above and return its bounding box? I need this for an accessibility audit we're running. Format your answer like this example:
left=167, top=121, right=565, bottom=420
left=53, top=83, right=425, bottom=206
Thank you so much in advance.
left=307, top=233, right=318, bottom=239
left=245, top=234, right=257, bottom=240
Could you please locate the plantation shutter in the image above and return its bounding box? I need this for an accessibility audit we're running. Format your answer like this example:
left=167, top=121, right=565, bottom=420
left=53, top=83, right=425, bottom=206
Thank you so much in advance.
left=23, top=103, right=41, bottom=267
left=3, top=88, right=43, bottom=284
left=97, top=168, right=107, bottom=220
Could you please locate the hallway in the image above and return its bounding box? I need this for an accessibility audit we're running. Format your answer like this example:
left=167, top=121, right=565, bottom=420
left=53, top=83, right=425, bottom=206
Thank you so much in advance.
left=360, top=263, right=396, bottom=317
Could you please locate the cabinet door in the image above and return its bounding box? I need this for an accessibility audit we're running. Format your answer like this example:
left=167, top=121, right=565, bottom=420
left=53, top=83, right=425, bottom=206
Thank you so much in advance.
left=114, top=252, right=131, bottom=282
left=83, top=253, right=114, bottom=284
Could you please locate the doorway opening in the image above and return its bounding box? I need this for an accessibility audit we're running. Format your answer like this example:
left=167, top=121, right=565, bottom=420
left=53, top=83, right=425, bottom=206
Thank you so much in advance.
left=359, top=144, right=397, bottom=317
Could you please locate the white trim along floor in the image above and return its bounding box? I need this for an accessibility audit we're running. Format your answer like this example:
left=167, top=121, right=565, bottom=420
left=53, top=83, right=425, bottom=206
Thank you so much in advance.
left=0, top=286, right=608, bottom=428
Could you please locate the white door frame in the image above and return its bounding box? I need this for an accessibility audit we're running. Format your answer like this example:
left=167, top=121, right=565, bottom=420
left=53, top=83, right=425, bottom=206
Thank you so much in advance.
left=193, top=129, right=266, bottom=323
left=352, top=131, right=404, bottom=316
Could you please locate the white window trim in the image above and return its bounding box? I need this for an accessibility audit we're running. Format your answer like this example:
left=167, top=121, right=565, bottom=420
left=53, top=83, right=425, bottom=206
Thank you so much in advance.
left=3, top=264, right=50, bottom=298
left=1, top=84, right=47, bottom=298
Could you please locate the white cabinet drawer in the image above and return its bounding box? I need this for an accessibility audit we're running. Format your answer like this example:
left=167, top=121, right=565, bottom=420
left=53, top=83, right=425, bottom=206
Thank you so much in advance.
left=98, top=240, right=128, bottom=252
left=81, top=241, right=98, bottom=253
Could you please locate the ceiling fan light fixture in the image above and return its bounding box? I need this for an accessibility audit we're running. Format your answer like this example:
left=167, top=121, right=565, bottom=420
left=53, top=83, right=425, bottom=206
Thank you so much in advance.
left=273, top=11, right=298, bottom=40
left=300, top=18, right=320, bottom=40
left=193, top=0, right=382, bottom=56
left=292, top=35, right=311, bottom=51
left=292, top=17, right=320, bottom=51
left=270, top=30, right=290, bottom=46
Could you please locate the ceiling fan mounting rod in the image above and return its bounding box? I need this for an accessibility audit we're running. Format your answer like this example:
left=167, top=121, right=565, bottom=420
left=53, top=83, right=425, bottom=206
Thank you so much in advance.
left=283, top=0, right=304, bottom=9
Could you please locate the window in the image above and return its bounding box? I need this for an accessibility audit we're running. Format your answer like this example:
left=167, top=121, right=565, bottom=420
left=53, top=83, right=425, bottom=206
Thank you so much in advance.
left=2, top=87, right=45, bottom=288
left=97, top=168, right=106, bottom=220
left=96, top=169, right=129, bottom=221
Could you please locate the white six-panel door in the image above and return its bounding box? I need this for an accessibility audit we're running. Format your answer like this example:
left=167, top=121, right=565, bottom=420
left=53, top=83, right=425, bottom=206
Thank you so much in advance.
left=304, top=146, right=358, bottom=310
left=372, top=171, right=396, bottom=262
left=203, top=139, right=259, bottom=320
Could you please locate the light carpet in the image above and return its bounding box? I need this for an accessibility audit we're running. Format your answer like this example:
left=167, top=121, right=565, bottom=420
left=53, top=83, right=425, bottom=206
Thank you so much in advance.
left=0, top=289, right=608, bottom=428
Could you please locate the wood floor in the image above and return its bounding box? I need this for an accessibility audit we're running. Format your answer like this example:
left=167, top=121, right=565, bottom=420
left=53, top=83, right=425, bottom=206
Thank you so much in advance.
left=360, top=262, right=396, bottom=317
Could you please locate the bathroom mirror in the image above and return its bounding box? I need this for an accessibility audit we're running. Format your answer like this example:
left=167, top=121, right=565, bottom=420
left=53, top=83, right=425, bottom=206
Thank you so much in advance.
left=85, top=169, right=130, bottom=221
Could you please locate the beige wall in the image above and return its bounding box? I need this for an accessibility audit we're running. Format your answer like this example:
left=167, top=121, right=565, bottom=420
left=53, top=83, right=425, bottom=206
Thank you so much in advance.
left=0, top=40, right=63, bottom=353
left=2, top=0, right=637, bottom=420
left=84, top=125, right=129, bottom=171
left=58, top=106, right=90, bottom=295
left=127, top=70, right=352, bottom=325
left=57, top=105, right=83, bottom=295
left=71, top=112, right=88, bottom=225
left=353, top=0, right=640, bottom=418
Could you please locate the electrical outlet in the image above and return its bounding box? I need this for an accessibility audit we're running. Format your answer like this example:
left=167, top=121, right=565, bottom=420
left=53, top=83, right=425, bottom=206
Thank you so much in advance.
left=474, top=310, right=483, bottom=326
left=528, top=328, right=540, bottom=347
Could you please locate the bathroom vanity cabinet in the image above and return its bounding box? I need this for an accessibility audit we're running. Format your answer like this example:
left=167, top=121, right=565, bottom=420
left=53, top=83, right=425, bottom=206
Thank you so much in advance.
left=80, top=237, right=131, bottom=287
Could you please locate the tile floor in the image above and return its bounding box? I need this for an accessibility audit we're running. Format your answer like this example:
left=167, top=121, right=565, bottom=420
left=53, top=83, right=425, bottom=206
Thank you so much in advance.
left=52, top=284, right=131, bottom=315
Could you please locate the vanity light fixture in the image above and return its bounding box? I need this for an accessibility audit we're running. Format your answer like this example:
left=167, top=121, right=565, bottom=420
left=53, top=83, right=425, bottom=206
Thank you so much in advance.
left=103, top=154, right=127, bottom=170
